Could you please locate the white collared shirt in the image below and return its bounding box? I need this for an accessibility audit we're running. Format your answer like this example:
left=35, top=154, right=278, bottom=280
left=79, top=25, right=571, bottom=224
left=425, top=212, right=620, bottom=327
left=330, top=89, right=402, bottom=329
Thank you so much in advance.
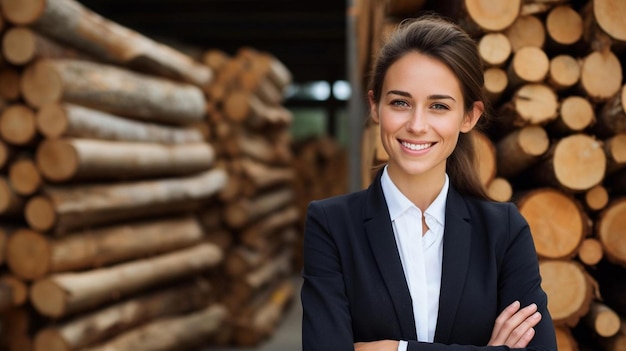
left=380, top=166, right=448, bottom=350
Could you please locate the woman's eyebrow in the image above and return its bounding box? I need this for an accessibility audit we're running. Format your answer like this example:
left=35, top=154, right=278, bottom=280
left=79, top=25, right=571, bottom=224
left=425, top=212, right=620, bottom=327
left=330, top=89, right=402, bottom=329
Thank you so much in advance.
left=386, top=90, right=411, bottom=98
left=428, top=94, right=456, bottom=102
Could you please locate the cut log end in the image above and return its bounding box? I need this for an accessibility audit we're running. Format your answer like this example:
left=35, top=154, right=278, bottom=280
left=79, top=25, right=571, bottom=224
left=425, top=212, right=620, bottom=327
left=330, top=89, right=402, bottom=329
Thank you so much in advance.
left=478, top=33, right=511, bottom=66
left=518, top=189, right=585, bottom=259
left=546, top=5, right=583, bottom=45
left=25, top=196, right=57, bottom=232
left=6, top=229, right=51, bottom=281
left=578, top=238, right=603, bottom=266
left=539, top=260, right=593, bottom=326
left=34, top=329, right=69, bottom=351
left=597, top=199, right=626, bottom=266
left=505, top=15, right=545, bottom=52
left=483, top=67, right=508, bottom=99
left=21, top=60, right=64, bottom=108
left=0, top=0, right=46, bottom=25
left=519, top=125, right=549, bottom=156
left=581, top=50, right=622, bottom=102
left=9, top=158, right=42, bottom=195
left=594, top=0, right=626, bottom=41
left=559, top=96, right=594, bottom=132
left=584, top=185, right=609, bottom=211
left=549, top=55, right=581, bottom=90
left=465, top=0, right=521, bottom=31
left=512, top=46, right=550, bottom=83
left=36, top=103, right=69, bottom=138
left=30, top=278, right=67, bottom=318
left=486, top=177, right=512, bottom=202
left=515, top=84, right=559, bottom=124
left=36, top=139, right=79, bottom=182
left=2, top=26, right=36, bottom=65
left=553, top=134, right=606, bottom=192
left=0, top=104, right=37, bottom=145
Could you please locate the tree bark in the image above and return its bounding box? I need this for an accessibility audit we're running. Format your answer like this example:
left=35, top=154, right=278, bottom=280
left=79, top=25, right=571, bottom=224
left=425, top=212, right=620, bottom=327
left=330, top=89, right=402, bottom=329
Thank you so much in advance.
left=80, top=304, right=227, bottom=351
left=20, top=59, right=206, bottom=125
left=35, top=138, right=215, bottom=183
left=29, top=243, right=223, bottom=318
left=595, top=84, right=626, bottom=138
left=7, top=216, right=206, bottom=280
left=36, top=103, right=205, bottom=143
left=496, top=125, right=549, bottom=178
left=517, top=188, right=589, bottom=259
left=0, top=177, right=24, bottom=217
left=0, top=0, right=213, bottom=87
left=240, top=206, right=300, bottom=250
left=1, top=26, right=91, bottom=65
left=224, top=187, right=294, bottom=229
left=33, top=278, right=213, bottom=351
left=24, top=168, right=227, bottom=233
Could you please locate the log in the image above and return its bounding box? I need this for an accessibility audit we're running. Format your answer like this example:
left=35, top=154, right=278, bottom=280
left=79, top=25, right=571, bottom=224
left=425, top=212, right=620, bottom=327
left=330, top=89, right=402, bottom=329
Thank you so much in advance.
left=0, top=275, right=27, bottom=307
left=237, top=47, right=292, bottom=90
left=224, top=187, right=294, bottom=229
left=33, top=278, right=213, bottom=351
left=472, top=131, right=496, bottom=188
left=234, top=279, right=294, bottom=346
left=532, top=134, right=606, bottom=192
left=497, top=84, right=559, bottom=130
left=605, top=133, right=626, bottom=174
left=29, top=242, right=223, bottom=318
left=584, top=301, right=621, bottom=337
left=7, top=216, right=205, bottom=280
left=486, top=177, right=513, bottom=202
left=0, top=0, right=213, bottom=87
left=0, top=281, right=14, bottom=313
left=35, top=138, right=215, bottom=182
left=240, top=206, right=300, bottom=250
left=386, top=0, right=427, bottom=17
left=545, top=5, right=583, bottom=47
left=548, top=96, right=594, bottom=135
left=579, top=50, right=622, bottom=102
left=578, top=238, right=604, bottom=267
left=595, top=84, right=626, bottom=137
left=223, top=90, right=292, bottom=127
left=507, top=46, right=550, bottom=87
left=0, top=68, right=21, bottom=101
left=504, top=14, right=545, bottom=52
left=24, top=167, right=227, bottom=233
left=226, top=243, right=280, bottom=278
left=0, top=177, right=24, bottom=217
left=547, top=55, right=581, bottom=91
left=1, top=26, right=91, bottom=65
left=555, top=326, right=578, bottom=351
left=231, top=248, right=293, bottom=303
left=8, top=156, right=41, bottom=196
left=0, top=139, right=14, bottom=170
left=496, top=125, right=549, bottom=178
left=517, top=188, right=589, bottom=259
left=36, top=103, right=205, bottom=142
left=20, top=59, right=207, bottom=125
left=600, top=322, right=626, bottom=351
left=79, top=304, right=227, bottom=351
left=477, top=33, right=511, bottom=67
left=239, top=158, right=295, bottom=196
left=1, top=307, right=34, bottom=351
left=0, top=104, right=37, bottom=146
left=583, top=185, right=609, bottom=211
left=539, top=259, right=595, bottom=327
left=592, top=0, right=626, bottom=43
left=483, top=67, right=508, bottom=103
left=596, top=198, right=626, bottom=267
left=461, top=0, right=521, bottom=33
left=237, top=131, right=292, bottom=165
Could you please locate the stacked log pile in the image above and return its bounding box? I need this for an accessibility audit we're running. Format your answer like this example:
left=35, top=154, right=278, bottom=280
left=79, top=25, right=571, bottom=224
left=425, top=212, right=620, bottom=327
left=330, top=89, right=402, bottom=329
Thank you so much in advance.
left=0, top=0, right=299, bottom=350
left=199, top=46, right=300, bottom=347
left=358, top=0, right=626, bottom=350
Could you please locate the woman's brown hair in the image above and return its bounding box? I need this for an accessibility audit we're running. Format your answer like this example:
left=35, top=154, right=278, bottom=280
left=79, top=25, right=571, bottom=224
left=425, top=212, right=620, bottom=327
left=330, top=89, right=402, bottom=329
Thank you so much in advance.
left=368, top=15, right=491, bottom=199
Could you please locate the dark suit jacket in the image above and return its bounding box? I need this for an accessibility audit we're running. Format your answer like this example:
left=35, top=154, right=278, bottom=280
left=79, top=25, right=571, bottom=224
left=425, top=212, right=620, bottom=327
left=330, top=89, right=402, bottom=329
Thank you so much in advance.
left=301, top=171, right=557, bottom=351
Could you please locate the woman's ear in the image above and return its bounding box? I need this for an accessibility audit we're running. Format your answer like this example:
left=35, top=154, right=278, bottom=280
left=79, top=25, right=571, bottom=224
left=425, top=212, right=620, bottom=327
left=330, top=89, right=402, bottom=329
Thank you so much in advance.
left=461, top=101, right=484, bottom=133
left=367, top=90, right=380, bottom=124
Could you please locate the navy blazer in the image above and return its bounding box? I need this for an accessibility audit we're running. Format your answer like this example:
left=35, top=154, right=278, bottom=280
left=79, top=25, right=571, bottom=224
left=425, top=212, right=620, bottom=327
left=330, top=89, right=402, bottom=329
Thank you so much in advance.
left=301, top=171, right=557, bottom=351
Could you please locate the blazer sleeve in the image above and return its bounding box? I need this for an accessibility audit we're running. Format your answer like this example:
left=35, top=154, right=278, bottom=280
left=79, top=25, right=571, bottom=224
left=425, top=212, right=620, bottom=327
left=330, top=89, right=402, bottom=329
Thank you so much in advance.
left=403, top=203, right=557, bottom=351
left=301, top=200, right=355, bottom=351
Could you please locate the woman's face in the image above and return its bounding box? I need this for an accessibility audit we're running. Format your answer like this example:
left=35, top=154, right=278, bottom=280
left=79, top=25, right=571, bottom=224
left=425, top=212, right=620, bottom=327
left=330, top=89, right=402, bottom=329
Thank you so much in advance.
left=369, top=51, right=482, bottom=183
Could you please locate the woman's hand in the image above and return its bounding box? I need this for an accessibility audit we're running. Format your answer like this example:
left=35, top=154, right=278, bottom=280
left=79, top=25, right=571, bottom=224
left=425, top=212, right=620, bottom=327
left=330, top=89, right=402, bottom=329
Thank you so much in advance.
left=354, top=340, right=400, bottom=351
left=488, top=301, right=542, bottom=348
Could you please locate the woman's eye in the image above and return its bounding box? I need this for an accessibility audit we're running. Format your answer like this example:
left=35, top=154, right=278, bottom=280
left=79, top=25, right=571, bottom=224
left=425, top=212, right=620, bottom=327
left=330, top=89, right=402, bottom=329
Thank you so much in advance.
left=431, top=103, right=449, bottom=110
left=391, top=100, right=409, bottom=107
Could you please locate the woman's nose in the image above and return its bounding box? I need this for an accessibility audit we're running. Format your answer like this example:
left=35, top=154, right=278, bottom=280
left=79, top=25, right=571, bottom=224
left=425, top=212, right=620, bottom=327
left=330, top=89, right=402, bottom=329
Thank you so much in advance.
left=406, top=110, right=428, bottom=133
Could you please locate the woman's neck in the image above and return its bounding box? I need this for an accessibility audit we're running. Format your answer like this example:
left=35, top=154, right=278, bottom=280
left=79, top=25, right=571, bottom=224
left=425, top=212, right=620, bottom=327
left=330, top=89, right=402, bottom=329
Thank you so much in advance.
left=387, top=165, right=446, bottom=212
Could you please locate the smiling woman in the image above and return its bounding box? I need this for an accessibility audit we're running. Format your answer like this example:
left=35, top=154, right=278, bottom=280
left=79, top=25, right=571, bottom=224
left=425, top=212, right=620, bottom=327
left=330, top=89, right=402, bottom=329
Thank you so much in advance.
left=301, top=15, right=557, bottom=351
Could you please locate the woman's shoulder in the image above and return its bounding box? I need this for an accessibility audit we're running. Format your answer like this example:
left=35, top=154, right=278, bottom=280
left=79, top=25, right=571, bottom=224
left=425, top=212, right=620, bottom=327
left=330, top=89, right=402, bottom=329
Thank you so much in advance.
left=308, top=188, right=368, bottom=210
left=462, top=196, right=528, bottom=228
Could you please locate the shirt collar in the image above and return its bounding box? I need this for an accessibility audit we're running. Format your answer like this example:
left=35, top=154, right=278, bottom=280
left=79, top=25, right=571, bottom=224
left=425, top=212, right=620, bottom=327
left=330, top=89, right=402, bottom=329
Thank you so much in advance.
left=380, top=165, right=448, bottom=227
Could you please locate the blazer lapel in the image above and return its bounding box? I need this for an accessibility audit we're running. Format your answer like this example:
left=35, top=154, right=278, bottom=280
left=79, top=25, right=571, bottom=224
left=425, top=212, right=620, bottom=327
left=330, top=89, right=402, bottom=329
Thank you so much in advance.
left=434, top=187, right=472, bottom=343
left=363, top=171, right=417, bottom=340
